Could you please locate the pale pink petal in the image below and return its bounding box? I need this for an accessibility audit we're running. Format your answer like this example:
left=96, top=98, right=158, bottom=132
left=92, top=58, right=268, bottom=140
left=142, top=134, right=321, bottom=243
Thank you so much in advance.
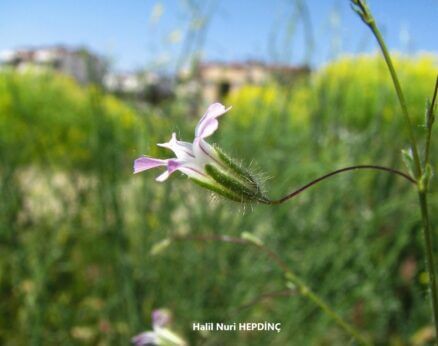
left=155, top=159, right=181, bottom=182
left=152, top=309, right=171, bottom=328
left=134, top=157, right=167, bottom=174
left=167, top=158, right=210, bottom=182
left=167, top=159, right=181, bottom=174
left=155, top=171, right=170, bottom=182
left=192, top=138, right=221, bottom=168
left=195, top=103, right=231, bottom=139
left=131, top=331, right=157, bottom=345
left=157, top=133, right=194, bottom=160
left=177, top=165, right=207, bottom=181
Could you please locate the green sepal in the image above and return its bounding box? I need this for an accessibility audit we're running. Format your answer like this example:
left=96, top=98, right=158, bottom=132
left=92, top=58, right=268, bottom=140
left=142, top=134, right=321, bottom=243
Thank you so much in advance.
left=190, top=177, right=243, bottom=203
left=350, top=0, right=374, bottom=25
left=214, top=145, right=259, bottom=188
left=205, top=164, right=264, bottom=202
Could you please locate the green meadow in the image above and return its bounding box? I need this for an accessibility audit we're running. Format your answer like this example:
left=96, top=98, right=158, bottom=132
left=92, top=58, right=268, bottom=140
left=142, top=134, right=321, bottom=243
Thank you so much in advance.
left=0, top=54, right=437, bottom=345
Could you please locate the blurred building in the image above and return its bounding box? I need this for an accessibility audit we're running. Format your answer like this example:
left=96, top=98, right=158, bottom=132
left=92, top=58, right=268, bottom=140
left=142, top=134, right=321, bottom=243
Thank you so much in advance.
left=103, top=71, right=173, bottom=104
left=104, top=72, right=146, bottom=94
left=185, top=61, right=310, bottom=104
left=0, top=46, right=107, bottom=85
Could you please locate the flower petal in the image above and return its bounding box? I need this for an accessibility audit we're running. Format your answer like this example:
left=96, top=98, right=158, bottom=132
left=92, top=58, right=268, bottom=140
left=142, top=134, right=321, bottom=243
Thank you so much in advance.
left=152, top=309, right=171, bottom=328
left=155, top=171, right=171, bottom=182
left=195, top=103, right=231, bottom=140
left=131, top=331, right=157, bottom=346
left=161, top=158, right=210, bottom=182
left=155, top=327, right=186, bottom=346
left=157, top=133, right=194, bottom=160
left=134, top=157, right=167, bottom=174
left=192, top=137, right=222, bottom=169
left=155, top=159, right=181, bottom=182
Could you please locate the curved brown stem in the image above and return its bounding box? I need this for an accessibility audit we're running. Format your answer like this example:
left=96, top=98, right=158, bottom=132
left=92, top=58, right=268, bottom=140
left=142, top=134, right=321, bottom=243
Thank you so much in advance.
left=265, top=165, right=415, bottom=205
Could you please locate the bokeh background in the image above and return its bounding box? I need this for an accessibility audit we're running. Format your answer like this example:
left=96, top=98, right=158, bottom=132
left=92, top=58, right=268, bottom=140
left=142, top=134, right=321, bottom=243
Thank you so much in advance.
left=0, top=0, right=437, bottom=345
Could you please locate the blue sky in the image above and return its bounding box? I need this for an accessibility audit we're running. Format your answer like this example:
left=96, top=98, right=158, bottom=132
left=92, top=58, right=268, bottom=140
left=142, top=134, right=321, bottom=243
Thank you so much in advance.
left=0, top=0, right=436, bottom=72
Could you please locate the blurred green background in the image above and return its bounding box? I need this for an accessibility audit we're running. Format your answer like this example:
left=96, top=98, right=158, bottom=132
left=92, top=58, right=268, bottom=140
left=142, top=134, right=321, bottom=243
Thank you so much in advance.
left=1, top=1, right=438, bottom=345
left=0, top=54, right=437, bottom=345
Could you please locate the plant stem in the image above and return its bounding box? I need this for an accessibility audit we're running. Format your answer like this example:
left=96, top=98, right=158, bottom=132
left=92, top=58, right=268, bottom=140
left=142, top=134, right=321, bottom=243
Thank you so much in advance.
left=285, top=270, right=371, bottom=345
left=352, top=0, right=422, bottom=177
left=424, top=76, right=438, bottom=166
left=265, top=165, right=415, bottom=205
left=236, top=289, right=297, bottom=311
left=421, top=79, right=438, bottom=338
left=167, top=234, right=371, bottom=345
left=368, top=23, right=422, bottom=178
left=419, top=191, right=438, bottom=338
left=351, top=0, right=438, bottom=337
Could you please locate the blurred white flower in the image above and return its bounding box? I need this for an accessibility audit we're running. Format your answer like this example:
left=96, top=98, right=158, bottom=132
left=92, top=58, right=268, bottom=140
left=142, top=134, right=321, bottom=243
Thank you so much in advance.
left=132, top=309, right=186, bottom=346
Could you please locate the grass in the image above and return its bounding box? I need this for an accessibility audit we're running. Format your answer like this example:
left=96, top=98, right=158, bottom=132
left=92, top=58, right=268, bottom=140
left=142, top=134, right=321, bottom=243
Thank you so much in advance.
left=0, top=54, right=437, bottom=345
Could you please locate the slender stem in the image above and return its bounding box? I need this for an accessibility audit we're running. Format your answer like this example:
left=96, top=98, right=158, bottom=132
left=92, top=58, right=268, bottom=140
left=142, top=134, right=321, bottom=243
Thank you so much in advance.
left=419, top=192, right=438, bottom=338
left=168, top=234, right=371, bottom=345
left=265, top=165, right=415, bottom=205
left=421, top=78, right=438, bottom=338
left=236, top=289, right=297, bottom=311
left=353, top=1, right=422, bottom=178
left=424, top=76, right=438, bottom=166
left=351, top=0, right=438, bottom=338
left=285, top=269, right=371, bottom=345
left=369, top=23, right=422, bottom=177
left=352, top=1, right=438, bottom=337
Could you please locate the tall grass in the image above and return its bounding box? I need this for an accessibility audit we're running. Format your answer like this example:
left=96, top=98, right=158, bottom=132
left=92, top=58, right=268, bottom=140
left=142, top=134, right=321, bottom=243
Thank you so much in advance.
left=0, top=55, right=437, bottom=344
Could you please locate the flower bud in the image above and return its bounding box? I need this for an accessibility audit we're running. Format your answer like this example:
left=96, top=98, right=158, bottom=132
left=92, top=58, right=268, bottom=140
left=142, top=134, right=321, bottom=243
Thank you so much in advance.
left=200, top=146, right=268, bottom=203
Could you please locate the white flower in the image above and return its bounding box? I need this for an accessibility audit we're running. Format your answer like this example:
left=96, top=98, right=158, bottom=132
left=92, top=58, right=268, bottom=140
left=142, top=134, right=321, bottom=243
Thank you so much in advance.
left=134, top=103, right=267, bottom=203
left=132, top=309, right=186, bottom=346
left=134, top=103, right=230, bottom=182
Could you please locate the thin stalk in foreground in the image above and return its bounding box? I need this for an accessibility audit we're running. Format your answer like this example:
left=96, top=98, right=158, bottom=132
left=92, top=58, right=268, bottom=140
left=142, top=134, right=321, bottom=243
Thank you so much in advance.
left=419, top=192, right=438, bottom=338
left=369, top=26, right=422, bottom=177
left=424, top=76, right=438, bottom=166
left=167, top=234, right=372, bottom=345
left=264, top=165, right=415, bottom=205
left=351, top=0, right=422, bottom=177
left=418, top=78, right=438, bottom=337
left=352, top=0, right=438, bottom=338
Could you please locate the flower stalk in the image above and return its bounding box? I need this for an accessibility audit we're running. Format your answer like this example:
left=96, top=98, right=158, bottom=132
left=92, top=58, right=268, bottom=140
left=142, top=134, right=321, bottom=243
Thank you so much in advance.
left=424, top=76, right=438, bottom=168
left=352, top=0, right=438, bottom=338
left=417, top=77, right=438, bottom=338
left=263, top=165, right=415, bottom=205
left=351, top=0, right=422, bottom=178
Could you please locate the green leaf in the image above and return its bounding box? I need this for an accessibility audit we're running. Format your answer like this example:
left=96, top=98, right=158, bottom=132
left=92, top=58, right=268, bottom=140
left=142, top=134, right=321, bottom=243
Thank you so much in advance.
left=401, top=149, right=415, bottom=177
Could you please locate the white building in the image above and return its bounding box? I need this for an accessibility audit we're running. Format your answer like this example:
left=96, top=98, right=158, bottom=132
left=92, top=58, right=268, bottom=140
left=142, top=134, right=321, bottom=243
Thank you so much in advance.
left=103, top=71, right=173, bottom=103
left=0, top=46, right=107, bottom=85
left=195, top=61, right=310, bottom=104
